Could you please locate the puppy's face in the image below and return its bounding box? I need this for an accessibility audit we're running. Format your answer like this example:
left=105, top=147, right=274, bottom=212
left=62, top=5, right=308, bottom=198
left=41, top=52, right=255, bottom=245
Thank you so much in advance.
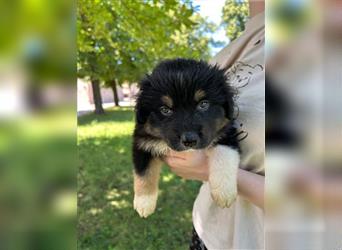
left=136, top=59, right=234, bottom=151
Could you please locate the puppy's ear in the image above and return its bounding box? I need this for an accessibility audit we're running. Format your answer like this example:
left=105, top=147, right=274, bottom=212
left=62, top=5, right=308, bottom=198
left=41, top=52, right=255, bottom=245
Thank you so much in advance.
left=223, top=86, right=236, bottom=120
left=135, top=76, right=151, bottom=124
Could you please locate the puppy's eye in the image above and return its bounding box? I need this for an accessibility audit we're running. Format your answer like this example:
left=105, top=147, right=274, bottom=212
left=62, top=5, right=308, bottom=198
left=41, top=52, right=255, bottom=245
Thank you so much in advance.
left=197, top=100, right=210, bottom=111
left=160, top=106, right=173, bottom=116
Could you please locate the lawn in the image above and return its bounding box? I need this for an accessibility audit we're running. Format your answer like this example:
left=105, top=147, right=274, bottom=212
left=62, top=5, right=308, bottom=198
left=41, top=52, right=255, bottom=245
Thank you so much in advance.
left=78, top=107, right=201, bottom=250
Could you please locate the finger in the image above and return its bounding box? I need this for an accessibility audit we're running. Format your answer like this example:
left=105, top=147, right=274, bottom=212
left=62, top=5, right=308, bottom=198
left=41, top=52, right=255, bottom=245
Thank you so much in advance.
left=168, top=150, right=188, bottom=159
left=171, top=160, right=192, bottom=169
left=164, top=156, right=186, bottom=168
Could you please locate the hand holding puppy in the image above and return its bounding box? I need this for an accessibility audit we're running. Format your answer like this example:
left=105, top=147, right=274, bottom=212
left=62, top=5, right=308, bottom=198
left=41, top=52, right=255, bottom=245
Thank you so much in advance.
left=165, top=146, right=239, bottom=208
left=165, top=150, right=265, bottom=210
left=164, top=150, right=209, bottom=181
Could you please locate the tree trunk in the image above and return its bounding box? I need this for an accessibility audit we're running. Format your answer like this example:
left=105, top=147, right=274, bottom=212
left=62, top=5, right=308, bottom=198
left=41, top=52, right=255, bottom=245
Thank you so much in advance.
left=91, top=79, right=105, bottom=114
left=111, top=79, right=120, bottom=106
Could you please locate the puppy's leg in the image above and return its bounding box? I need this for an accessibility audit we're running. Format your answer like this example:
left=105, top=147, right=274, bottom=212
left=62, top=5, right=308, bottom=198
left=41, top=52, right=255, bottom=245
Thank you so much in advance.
left=207, top=145, right=239, bottom=208
left=133, top=148, right=162, bottom=218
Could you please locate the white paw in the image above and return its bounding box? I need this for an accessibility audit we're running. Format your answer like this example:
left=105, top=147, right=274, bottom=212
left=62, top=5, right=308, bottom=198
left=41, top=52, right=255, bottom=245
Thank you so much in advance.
left=133, top=193, right=158, bottom=218
left=207, top=145, right=239, bottom=208
left=210, top=179, right=237, bottom=208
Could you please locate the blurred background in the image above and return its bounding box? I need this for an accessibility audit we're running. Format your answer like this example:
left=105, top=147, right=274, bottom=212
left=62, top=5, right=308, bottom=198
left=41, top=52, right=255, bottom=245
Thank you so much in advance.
left=266, top=0, right=342, bottom=249
left=0, top=0, right=76, bottom=249
left=1, top=0, right=342, bottom=249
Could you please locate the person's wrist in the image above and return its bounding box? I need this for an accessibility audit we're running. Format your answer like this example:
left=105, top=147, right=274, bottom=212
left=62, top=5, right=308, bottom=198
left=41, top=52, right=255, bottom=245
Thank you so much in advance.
left=199, top=157, right=209, bottom=181
left=237, top=168, right=249, bottom=197
left=237, top=168, right=243, bottom=196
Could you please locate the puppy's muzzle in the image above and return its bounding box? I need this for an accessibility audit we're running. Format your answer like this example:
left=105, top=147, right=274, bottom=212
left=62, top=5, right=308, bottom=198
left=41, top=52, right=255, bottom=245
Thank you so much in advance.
left=180, top=132, right=199, bottom=149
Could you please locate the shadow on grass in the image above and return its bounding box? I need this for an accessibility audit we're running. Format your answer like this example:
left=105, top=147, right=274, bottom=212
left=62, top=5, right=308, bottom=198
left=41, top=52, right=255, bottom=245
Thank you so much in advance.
left=78, top=133, right=201, bottom=250
left=78, top=107, right=135, bottom=126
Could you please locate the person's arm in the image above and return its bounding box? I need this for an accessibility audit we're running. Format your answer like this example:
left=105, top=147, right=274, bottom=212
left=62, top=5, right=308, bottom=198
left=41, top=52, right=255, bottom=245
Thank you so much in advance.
left=237, top=168, right=264, bottom=210
left=164, top=150, right=264, bottom=210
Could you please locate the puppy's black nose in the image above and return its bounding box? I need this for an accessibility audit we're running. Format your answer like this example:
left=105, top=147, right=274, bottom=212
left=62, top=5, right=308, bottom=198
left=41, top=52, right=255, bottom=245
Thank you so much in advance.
left=181, top=132, right=199, bottom=148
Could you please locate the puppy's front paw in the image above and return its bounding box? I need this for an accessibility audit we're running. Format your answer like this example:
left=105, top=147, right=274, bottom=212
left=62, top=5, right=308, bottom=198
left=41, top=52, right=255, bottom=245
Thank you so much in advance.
left=133, top=193, right=158, bottom=218
left=210, top=178, right=237, bottom=208
left=207, top=145, right=239, bottom=208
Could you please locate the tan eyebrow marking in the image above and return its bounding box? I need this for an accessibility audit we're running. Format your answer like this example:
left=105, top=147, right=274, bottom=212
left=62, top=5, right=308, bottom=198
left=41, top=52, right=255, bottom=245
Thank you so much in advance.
left=194, top=89, right=206, bottom=101
left=161, top=95, right=173, bottom=107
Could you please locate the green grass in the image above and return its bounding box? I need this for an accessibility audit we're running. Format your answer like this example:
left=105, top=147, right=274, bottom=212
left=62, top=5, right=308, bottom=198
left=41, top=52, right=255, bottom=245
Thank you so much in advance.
left=78, top=107, right=201, bottom=250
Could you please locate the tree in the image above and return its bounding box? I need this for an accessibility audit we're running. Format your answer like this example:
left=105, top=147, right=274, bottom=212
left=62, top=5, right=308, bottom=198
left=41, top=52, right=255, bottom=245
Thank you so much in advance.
left=78, top=0, right=215, bottom=113
left=221, top=0, right=249, bottom=41
left=91, top=79, right=105, bottom=114
left=77, top=1, right=107, bottom=114
left=109, top=80, right=120, bottom=107
left=77, top=49, right=105, bottom=114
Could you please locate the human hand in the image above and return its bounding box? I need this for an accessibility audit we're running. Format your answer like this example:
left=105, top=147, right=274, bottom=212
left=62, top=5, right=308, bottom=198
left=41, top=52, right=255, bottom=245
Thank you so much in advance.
left=164, top=150, right=209, bottom=181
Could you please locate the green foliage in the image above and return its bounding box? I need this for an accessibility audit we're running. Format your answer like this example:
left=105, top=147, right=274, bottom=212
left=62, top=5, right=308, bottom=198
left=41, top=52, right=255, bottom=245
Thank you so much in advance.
left=78, top=108, right=201, bottom=249
left=78, top=0, right=213, bottom=85
left=221, top=0, right=249, bottom=41
left=0, top=0, right=75, bottom=82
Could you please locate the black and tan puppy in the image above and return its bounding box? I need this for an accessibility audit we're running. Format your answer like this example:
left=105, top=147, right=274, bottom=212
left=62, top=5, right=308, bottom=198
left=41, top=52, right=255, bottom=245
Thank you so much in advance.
left=132, top=59, right=240, bottom=217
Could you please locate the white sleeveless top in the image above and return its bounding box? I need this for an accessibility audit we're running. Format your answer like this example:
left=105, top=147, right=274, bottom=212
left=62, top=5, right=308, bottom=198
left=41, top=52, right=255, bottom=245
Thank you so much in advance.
left=192, top=12, right=265, bottom=250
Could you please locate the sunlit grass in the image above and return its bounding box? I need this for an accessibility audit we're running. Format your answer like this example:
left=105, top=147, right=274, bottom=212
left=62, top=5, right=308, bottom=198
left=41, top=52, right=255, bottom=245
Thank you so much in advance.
left=78, top=107, right=201, bottom=250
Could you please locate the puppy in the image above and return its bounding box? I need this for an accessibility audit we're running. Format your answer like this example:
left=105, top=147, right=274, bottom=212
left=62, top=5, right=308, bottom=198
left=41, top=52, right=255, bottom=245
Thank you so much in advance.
left=132, top=59, right=240, bottom=218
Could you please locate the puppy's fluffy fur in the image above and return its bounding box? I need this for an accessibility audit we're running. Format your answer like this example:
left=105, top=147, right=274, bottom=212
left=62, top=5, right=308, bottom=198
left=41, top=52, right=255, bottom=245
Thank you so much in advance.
left=133, top=59, right=240, bottom=217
